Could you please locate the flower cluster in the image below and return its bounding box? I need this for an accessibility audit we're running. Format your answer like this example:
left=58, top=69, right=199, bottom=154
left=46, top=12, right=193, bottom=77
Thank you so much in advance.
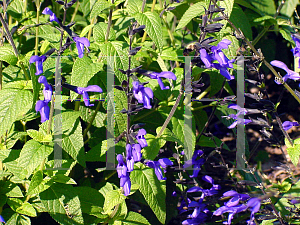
left=116, top=129, right=148, bottom=196
left=179, top=176, right=221, bottom=224
left=183, top=150, right=205, bottom=178
left=222, top=104, right=254, bottom=129
left=213, top=190, right=261, bottom=225
left=200, top=39, right=235, bottom=80
left=145, top=158, right=173, bottom=180
left=35, top=76, right=52, bottom=123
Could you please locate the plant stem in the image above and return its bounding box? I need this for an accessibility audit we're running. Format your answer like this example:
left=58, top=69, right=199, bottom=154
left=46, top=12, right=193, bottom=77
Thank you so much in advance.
left=87, top=18, right=95, bottom=41
left=211, top=0, right=300, bottom=105
left=71, top=0, right=79, bottom=22
left=35, top=0, right=40, bottom=55
left=105, top=0, right=115, bottom=42
left=274, top=112, right=293, bottom=146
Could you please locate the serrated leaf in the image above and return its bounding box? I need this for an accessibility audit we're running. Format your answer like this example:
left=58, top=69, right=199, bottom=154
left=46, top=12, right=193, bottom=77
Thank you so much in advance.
left=55, top=111, right=82, bottom=132
left=7, top=198, right=37, bottom=217
left=80, top=0, right=97, bottom=16
left=93, top=22, right=116, bottom=42
left=143, top=134, right=166, bottom=160
left=62, top=118, right=86, bottom=167
left=27, top=129, right=52, bottom=142
left=113, top=89, right=127, bottom=137
left=176, top=2, right=206, bottom=30
left=103, top=190, right=126, bottom=214
left=198, top=135, right=230, bottom=150
left=5, top=213, right=31, bottom=225
left=0, top=88, right=33, bottom=136
left=156, top=127, right=182, bottom=146
left=80, top=24, right=95, bottom=37
left=230, top=4, right=253, bottom=40
left=0, top=181, right=24, bottom=197
left=27, top=170, right=51, bottom=196
left=133, top=12, right=163, bottom=53
left=70, top=57, right=103, bottom=100
left=127, top=0, right=143, bottom=14
left=39, top=183, right=84, bottom=225
left=251, top=0, right=276, bottom=16
left=90, top=0, right=113, bottom=19
left=18, top=140, right=53, bottom=178
left=0, top=46, right=18, bottom=65
left=52, top=174, right=76, bottom=184
left=130, top=163, right=166, bottom=224
left=85, top=140, right=107, bottom=162
left=253, top=15, right=276, bottom=23
left=285, top=138, right=300, bottom=166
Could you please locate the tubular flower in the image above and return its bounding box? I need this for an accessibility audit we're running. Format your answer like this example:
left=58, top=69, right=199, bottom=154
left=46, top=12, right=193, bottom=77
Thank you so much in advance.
left=116, top=154, right=131, bottom=196
left=132, top=81, right=153, bottom=109
left=116, top=154, right=127, bottom=178
left=73, top=36, right=90, bottom=58
left=38, top=76, right=52, bottom=102
left=183, top=150, right=205, bottom=178
left=35, top=100, right=50, bottom=123
left=291, top=34, right=300, bottom=68
left=211, top=39, right=234, bottom=68
left=246, top=198, right=261, bottom=225
left=145, top=158, right=173, bottom=180
left=29, top=55, right=47, bottom=75
left=63, top=83, right=103, bottom=107
left=126, top=144, right=134, bottom=172
left=282, top=121, right=299, bottom=131
left=131, top=144, right=142, bottom=162
left=135, top=128, right=148, bottom=148
left=149, top=71, right=177, bottom=90
left=222, top=114, right=252, bottom=129
left=42, top=7, right=60, bottom=23
left=270, top=60, right=300, bottom=84
left=120, top=174, right=131, bottom=196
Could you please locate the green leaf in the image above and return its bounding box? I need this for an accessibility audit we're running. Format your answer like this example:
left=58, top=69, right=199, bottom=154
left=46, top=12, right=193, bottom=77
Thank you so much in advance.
left=230, top=4, right=253, bottom=40
left=130, top=163, right=166, bottom=224
left=0, top=87, right=32, bottom=136
left=90, top=0, right=113, bottom=19
left=156, top=127, right=182, bottom=146
left=115, top=211, right=150, bottom=225
left=52, top=174, right=77, bottom=185
left=70, top=57, right=103, bottom=100
left=133, top=12, right=163, bottom=53
left=280, top=0, right=299, bottom=17
left=39, top=183, right=84, bottom=225
left=62, top=118, right=86, bottom=167
left=5, top=212, right=31, bottom=225
left=80, top=24, right=95, bottom=37
left=209, top=71, right=224, bottom=97
left=113, top=89, right=128, bottom=137
left=0, top=46, right=17, bottom=65
left=27, top=129, right=52, bottom=143
left=251, top=0, right=276, bottom=16
left=260, top=219, right=277, bottom=225
left=18, top=140, right=53, bottom=178
left=80, top=0, right=97, bottom=16
left=176, top=2, right=206, bottom=30
left=98, top=41, right=129, bottom=83
left=127, top=0, right=143, bottom=14
left=198, top=135, right=230, bottom=150
left=253, top=15, right=276, bottom=23
left=0, top=181, right=24, bottom=197
left=57, top=111, right=82, bottom=132
left=27, top=170, right=50, bottom=196
left=285, top=137, right=300, bottom=166
left=85, top=140, right=107, bottom=162
left=7, top=198, right=37, bottom=217
left=7, top=0, right=23, bottom=18
left=93, top=22, right=116, bottom=42
left=103, top=190, right=126, bottom=214
left=143, top=134, right=166, bottom=161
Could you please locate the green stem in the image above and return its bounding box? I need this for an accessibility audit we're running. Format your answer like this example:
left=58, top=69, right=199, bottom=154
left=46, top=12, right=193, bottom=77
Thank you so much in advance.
left=0, top=61, right=2, bottom=90
left=71, top=0, right=79, bottom=22
left=196, top=85, right=211, bottom=100
left=87, top=18, right=95, bottom=41
left=105, top=0, right=115, bottom=42
left=35, top=0, right=40, bottom=55
left=74, top=100, right=80, bottom=111
left=212, top=0, right=300, bottom=105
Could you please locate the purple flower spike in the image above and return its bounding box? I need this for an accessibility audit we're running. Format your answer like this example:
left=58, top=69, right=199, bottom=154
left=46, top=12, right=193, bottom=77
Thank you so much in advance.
left=136, top=129, right=148, bottom=148
left=35, top=100, right=50, bottom=123
left=183, top=150, right=205, bottom=178
left=270, top=60, right=300, bottom=84
left=126, top=144, right=134, bottom=172
left=116, top=154, right=127, bottom=178
left=282, top=121, right=299, bottom=131
left=291, top=34, right=300, bottom=68
left=149, top=71, right=177, bottom=90
left=30, top=55, right=47, bottom=75
left=73, top=37, right=90, bottom=58
left=246, top=198, right=261, bottom=225
left=132, top=81, right=153, bottom=109
left=228, top=104, right=247, bottom=116
left=42, top=7, right=60, bottom=23
left=200, top=48, right=213, bottom=68
left=211, top=39, right=234, bottom=68
left=131, top=144, right=142, bottom=162
left=38, top=76, right=52, bottom=102
left=0, top=215, right=5, bottom=223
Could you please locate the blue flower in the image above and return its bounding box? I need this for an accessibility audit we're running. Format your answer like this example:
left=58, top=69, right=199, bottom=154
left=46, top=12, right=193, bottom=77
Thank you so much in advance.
left=291, top=34, right=300, bottom=68
left=38, top=76, right=52, bottom=102
left=29, top=55, right=47, bottom=75
left=213, top=204, right=248, bottom=225
left=42, top=7, right=60, bottom=23
left=282, top=121, right=299, bottom=131
left=116, top=154, right=131, bottom=196
left=131, top=143, right=142, bottom=162
left=183, top=150, right=205, bottom=178
left=187, top=175, right=221, bottom=199
left=126, top=144, right=134, bottom=172
left=270, top=60, right=300, bottom=84
left=222, top=114, right=252, bottom=129
left=116, top=154, right=127, bottom=178
left=136, top=129, right=147, bottom=148
left=0, top=215, right=5, bottom=223
left=228, top=104, right=248, bottom=116
left=73, top=37, right=90, bottom=58
left=132, top=81, right=153, bottom=109
left=246, top=198, right=261, bottom=225
left=211, top=39, right=234, bottom=68
left=149, top=71, right=177, bottom=90
left=145, top=158, right=173, bottom=180
left=200, top=48, right=213, bottom=68
left=120, top=174, right=131, bottom=196
left=35, top=100, right=50, bottom=123
left=63, top=83, right=103, bottom=106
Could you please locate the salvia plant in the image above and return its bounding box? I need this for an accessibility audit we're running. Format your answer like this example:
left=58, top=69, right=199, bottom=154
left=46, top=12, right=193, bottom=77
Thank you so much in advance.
left=0, top=0, right=300, bottom=224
